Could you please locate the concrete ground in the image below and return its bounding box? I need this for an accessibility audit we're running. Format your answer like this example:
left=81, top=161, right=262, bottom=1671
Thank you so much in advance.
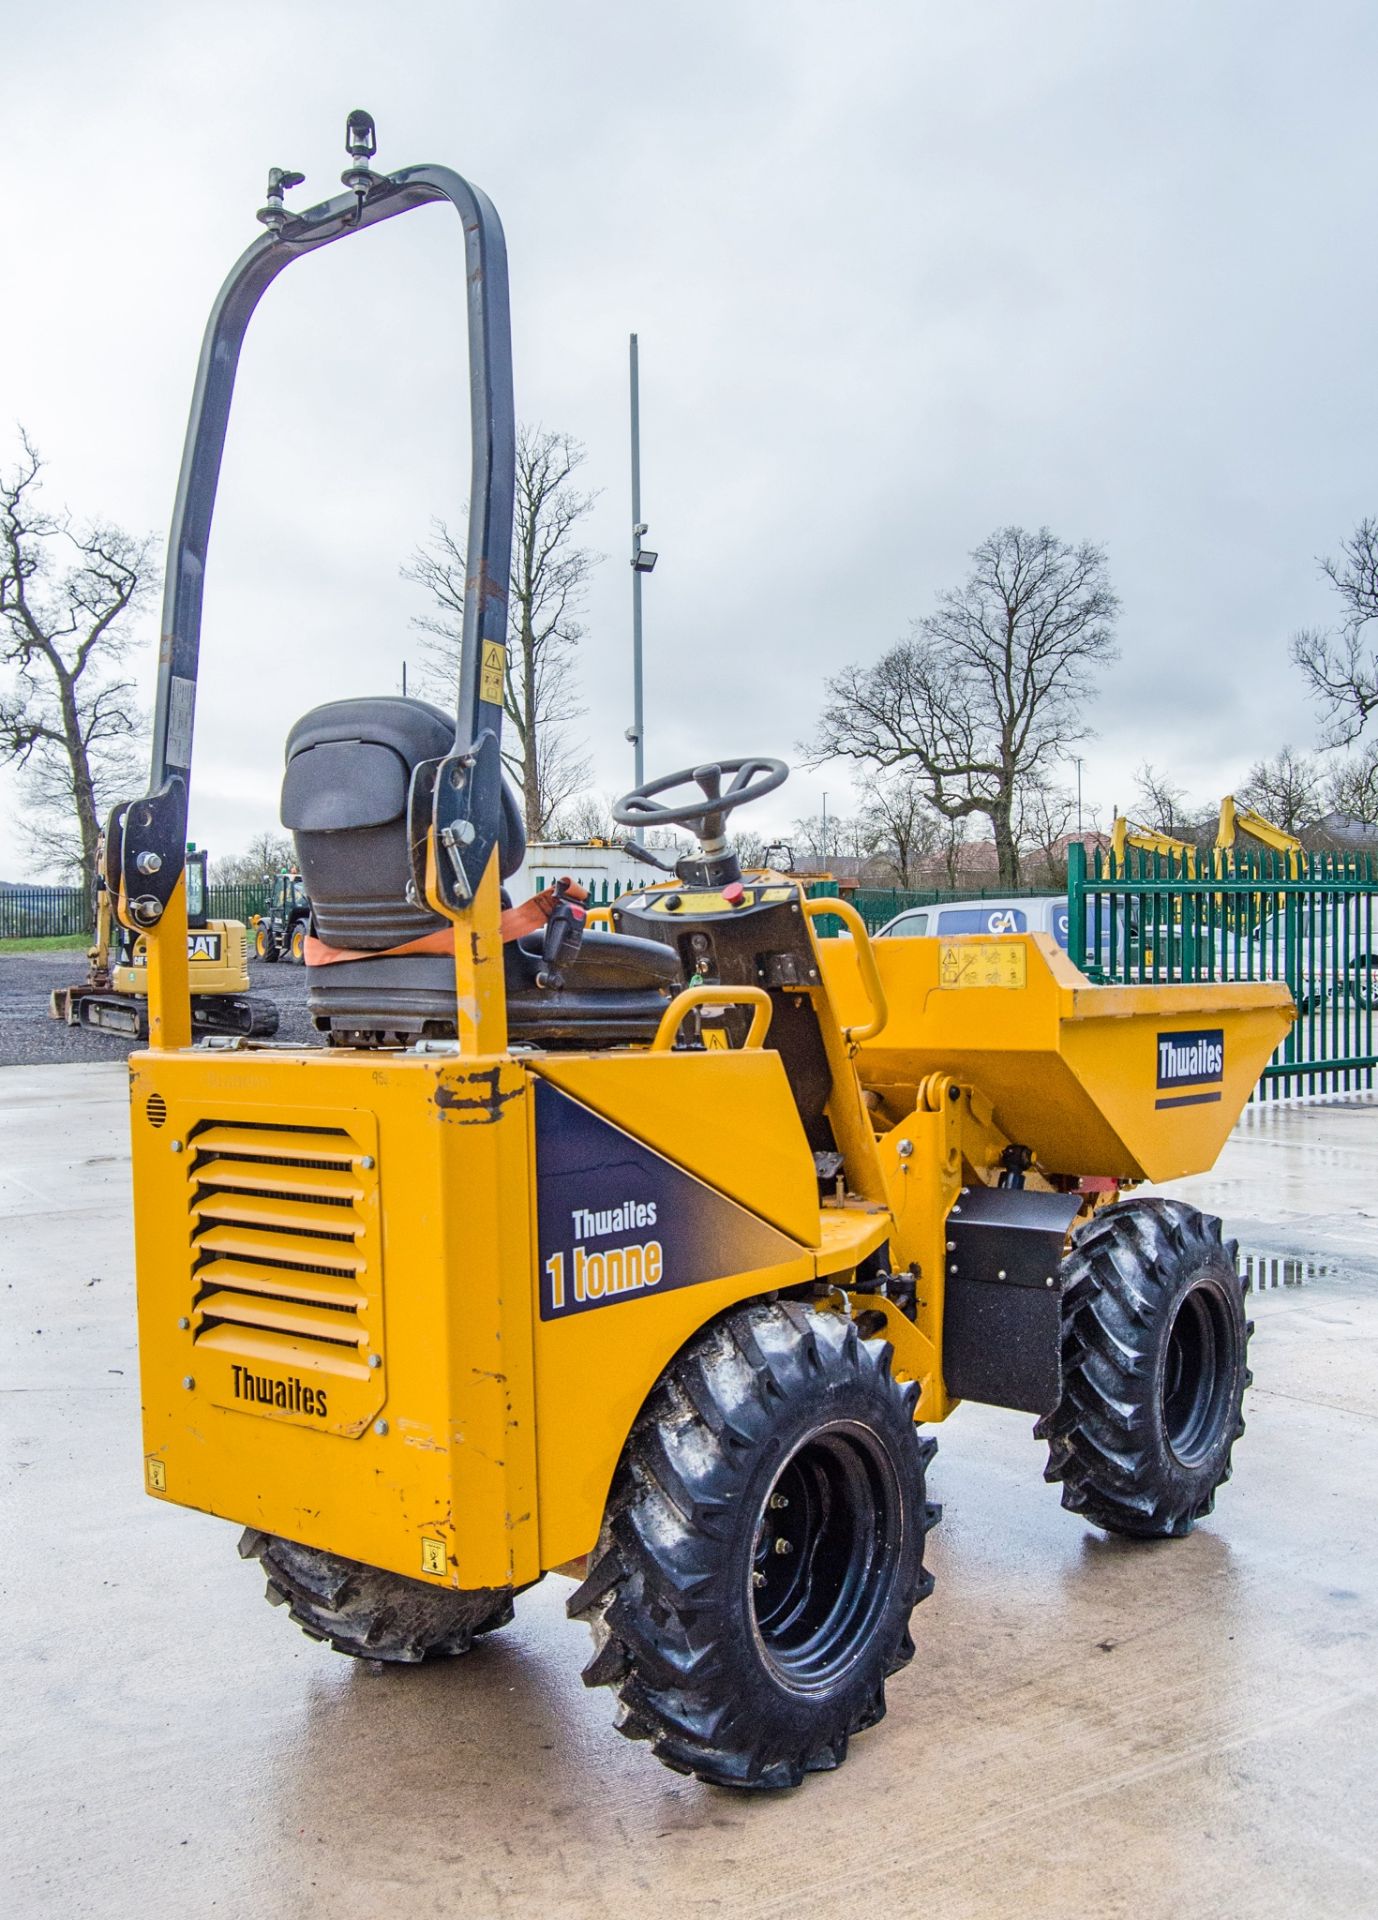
left=2, top=1067, right=1376, bottom=1920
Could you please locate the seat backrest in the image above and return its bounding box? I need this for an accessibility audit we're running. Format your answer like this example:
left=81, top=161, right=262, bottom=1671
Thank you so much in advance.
left=281, top=696, right=525, bottom=952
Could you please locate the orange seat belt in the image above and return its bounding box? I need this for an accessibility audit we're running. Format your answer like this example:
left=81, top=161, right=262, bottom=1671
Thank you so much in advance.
left=304, top=879, right=591, bottom=968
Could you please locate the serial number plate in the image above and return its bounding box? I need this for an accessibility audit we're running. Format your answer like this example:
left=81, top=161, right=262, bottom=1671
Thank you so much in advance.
left=938, top=940, right=1027, bottom=989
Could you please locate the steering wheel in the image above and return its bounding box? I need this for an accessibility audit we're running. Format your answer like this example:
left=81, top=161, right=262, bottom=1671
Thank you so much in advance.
left=613, top=757, right=789, bottom=847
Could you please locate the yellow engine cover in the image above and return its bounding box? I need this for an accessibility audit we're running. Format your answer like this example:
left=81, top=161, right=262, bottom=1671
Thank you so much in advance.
left=130, top=1043, right=836, bottom=1592
left=117, top=920, right=250, bottom=998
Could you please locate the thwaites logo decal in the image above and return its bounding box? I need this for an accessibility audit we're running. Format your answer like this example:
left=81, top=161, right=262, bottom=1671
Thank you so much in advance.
left=534, top=1079, right=802, bottom=1320
left=1155, top=1028, right=1224, bottom=1109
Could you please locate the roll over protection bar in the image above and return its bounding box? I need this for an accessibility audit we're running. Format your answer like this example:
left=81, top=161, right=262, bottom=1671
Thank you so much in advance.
left=111, top=118, right=516, bottom=929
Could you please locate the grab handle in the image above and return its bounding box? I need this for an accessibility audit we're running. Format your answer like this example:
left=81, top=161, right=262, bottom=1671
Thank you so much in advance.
left=802, top=896, right=889, bottom=1044
left=651, top=985, right=773, bottom=1053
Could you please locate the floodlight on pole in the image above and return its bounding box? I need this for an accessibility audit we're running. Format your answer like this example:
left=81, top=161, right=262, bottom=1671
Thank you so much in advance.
left=628, top=334, right=654, bottom=840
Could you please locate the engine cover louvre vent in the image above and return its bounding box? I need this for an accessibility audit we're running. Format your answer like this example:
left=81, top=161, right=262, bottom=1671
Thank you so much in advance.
left=186, top=1114, right=385, bottom=1435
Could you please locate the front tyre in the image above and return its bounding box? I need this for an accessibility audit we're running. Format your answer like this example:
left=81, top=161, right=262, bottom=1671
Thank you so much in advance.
left=569, top=1301, right=938, bottom=1790
left=1348, top=956, right=1377, bottom=1012
left=239, top=1531, right=514, bottom=1661
left=254, top=924, right=279, bottom=964
left=1036, top=1198, right=1251, bottom=1539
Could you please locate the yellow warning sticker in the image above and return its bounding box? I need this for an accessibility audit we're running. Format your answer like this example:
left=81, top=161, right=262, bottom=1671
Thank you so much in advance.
left=938, top=940, right=1027, bottom=990
left=146, top=1457, right=167, bottom=1493
left=420, top=1537, right=448, bottom=1576
left=480, top=641, right=506, bottom=706
left=702, top=1026, right=730, bottom=1050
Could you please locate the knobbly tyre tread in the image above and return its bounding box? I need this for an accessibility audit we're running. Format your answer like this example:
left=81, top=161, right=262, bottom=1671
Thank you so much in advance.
left=239, top=1531, right=514, bottom=1662
left=1035, top=1196, right=1252, bottom=1540
left=568, top=1299, right=939, bottom=1791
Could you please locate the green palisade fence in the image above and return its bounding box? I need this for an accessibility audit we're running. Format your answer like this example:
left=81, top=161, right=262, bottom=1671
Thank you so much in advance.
left=850, top=885, right=1050, bottom=933
left=0, top=881, right=270, bottom=941
left=1067, top=842, right=1377, bottom=1101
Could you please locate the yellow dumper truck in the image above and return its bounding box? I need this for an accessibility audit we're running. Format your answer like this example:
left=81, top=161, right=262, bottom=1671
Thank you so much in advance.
left=114, top=114, right=1291, bottom=1790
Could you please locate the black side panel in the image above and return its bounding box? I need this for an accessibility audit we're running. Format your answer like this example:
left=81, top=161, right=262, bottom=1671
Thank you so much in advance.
left=942, top=1185, right=1082, bottom=1416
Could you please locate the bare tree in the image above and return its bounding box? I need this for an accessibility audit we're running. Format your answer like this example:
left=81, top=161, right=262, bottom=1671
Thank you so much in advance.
left=1131, top=763, right=1195, bottom=838
left=1016, top=777, right=1078, bottom=885
left=543, top=788, right=685, bottom=857
left=936, top=813, right=969, bottom=890
left=790, top=809, right=882, bottom=868
left=1324, top=741, right=1378, bottom=833
left=1292, top=518, right=1378, bottom=745
left=807, top=526, right=1118, bottom=884
left=0, top=431, right=157, bottom=878
left=858, top=772, right=941, bottom=886
left=1237, top=745, right=1325, bottom=836
left=543, top=789, right=619, bottom=843
left=405, top=424, right=597, bottom=837
left=211, top=831, right=296, bottom=885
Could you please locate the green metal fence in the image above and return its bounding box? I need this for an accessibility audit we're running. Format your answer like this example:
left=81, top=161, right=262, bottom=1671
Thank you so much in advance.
left=1067, top=842, right=1377, bottom=1101
left=0, top=887, right=89, bottom=940
left=0, top=880, right=270, bottom=942
left=850, top=885, right=1052, bottom=933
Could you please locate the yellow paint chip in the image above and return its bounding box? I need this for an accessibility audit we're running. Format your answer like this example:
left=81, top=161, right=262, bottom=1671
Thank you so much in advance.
left=421, top=1537, right=448, bottom=1576
left=146, top=1457, right=167, bottom=1493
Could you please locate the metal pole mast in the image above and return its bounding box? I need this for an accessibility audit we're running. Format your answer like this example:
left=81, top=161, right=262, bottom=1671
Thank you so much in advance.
left=629, top=333, right=646, bottom=816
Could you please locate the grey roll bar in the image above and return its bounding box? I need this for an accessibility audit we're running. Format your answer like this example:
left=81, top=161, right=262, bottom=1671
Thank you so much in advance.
left=112, top=124, right=515, bottom=926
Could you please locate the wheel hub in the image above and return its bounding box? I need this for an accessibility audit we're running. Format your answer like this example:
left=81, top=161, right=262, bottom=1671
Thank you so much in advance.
left=750, top=1421, right=900, bottom=1689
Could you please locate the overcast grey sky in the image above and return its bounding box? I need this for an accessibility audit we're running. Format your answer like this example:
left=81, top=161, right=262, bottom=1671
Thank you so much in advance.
left=3, top=0, right=1375, bottom=876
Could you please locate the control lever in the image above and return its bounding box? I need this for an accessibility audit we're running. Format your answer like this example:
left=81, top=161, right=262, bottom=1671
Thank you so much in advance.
left=621, top=839, right=676, bottom=875
left=537, top=877, right=586, bottom=990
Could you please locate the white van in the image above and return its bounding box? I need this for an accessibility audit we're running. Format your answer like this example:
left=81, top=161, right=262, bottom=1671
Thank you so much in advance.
left=877, top=895, right=1073, bottom=948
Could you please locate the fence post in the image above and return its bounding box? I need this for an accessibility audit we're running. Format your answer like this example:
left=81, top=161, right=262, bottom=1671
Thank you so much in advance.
left=1067, top=840, right=1088, bottom=974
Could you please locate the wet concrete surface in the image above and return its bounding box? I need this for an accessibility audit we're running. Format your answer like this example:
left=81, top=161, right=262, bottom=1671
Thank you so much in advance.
left=2, top=1070, right=1376, bottom=1919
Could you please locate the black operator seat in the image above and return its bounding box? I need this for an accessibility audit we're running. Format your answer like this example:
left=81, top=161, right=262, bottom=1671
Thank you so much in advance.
left=280, top=696, right=681, bottom=1046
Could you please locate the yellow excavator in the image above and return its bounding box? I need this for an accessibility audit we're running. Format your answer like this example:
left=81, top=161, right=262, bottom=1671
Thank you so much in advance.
left=1214, top=795, right=1303, bottom=877
left=50, top=845, right=277, bottom=1040
left=1109, top=815, right=1199, bottom=876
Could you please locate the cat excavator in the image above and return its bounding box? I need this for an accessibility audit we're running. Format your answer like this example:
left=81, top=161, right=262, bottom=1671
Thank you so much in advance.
left=51, top=845, right=277, bottom=1040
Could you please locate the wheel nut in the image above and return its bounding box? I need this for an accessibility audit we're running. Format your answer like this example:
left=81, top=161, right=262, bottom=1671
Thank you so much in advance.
left=752, top=1570, right=766, bottom=1588
left=769, top=1492, right=789, bottom=1510
left=773, top=1537, right=793, bottom=1556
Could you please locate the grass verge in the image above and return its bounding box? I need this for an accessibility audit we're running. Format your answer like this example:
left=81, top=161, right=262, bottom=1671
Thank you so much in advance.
left=0, top=934, right=89, bottom=954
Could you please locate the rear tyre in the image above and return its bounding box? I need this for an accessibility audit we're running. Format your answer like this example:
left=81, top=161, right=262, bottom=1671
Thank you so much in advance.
left=289, top=922, right=307, bottom=964
left=254, top=924, right=279, bottom=964
left=569, top=1300, right=938, bottom=1790
left=239, top=1530, right=514, bottom=1661
left=1036, top=1198, right=1251, bottom=1539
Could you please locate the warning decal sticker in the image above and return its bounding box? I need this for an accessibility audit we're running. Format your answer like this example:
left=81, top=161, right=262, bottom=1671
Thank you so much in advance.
left=534, top=1079, right=802, bottom=1320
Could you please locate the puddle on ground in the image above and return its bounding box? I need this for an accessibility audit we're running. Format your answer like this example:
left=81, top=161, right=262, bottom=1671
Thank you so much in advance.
left=1241, top=1251, right=1339, bottom=1291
